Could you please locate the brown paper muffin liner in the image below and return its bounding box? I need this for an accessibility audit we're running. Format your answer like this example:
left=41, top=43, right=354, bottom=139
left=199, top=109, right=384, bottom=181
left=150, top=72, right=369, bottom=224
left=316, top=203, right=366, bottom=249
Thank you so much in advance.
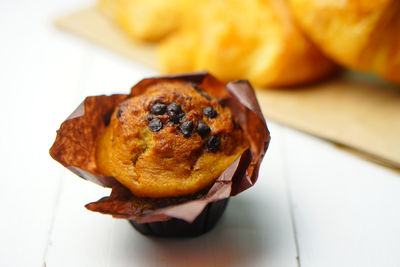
left=50, top=72, right=270, bottom=233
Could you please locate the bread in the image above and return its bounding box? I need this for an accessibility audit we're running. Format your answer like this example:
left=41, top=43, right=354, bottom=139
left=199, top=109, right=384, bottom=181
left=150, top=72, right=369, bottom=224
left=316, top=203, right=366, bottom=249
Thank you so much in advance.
left=96, top=79, right=248, bottom=198
left=158, top=0, right=337, bottom=87
left=98, top=0, right=337, bottom=87
left=97, top=0, right=188, bottom=41
left=289, top=0, right=400, bottom=84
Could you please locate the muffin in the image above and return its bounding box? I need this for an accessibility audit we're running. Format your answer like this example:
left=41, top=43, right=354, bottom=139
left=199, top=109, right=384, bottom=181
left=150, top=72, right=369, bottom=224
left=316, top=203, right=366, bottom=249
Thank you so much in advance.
left=96, top=80, right=248, bottom=198
left=50, top=72, right=270, bottom=237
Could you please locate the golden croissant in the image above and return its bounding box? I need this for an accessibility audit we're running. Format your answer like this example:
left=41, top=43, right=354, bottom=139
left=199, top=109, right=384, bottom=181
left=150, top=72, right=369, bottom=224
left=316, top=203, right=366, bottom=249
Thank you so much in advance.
left=98, top=0, right=337, bottom=87
left=289, top=0, right=400, bottom=84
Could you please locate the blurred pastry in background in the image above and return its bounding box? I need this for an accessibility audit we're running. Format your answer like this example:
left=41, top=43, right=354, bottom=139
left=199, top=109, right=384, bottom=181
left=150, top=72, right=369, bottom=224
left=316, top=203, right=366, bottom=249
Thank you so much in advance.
left=158, top=0, right=338, bottom=87
left=290, top=0, right=400, bottom=84
left=98, top=0, right=338, bottom=87
left=98, top=0, right=188, bottom=41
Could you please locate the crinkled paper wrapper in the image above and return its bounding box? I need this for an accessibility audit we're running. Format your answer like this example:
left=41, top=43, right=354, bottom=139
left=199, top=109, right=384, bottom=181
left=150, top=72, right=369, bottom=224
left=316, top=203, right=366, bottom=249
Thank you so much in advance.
left=50, top=72, right=270, bottom=223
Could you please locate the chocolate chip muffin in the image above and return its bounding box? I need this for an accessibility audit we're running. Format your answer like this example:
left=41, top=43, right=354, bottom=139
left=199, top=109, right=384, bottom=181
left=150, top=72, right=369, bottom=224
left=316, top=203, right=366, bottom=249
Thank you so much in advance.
left=49, top=72, right=270, bottom=237
left=96, top=80, right=248, bottom=198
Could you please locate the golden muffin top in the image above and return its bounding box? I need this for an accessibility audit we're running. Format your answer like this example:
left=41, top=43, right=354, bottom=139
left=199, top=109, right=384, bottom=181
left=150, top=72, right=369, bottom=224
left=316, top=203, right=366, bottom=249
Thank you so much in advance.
left=96, top=80, right=248, bottom=198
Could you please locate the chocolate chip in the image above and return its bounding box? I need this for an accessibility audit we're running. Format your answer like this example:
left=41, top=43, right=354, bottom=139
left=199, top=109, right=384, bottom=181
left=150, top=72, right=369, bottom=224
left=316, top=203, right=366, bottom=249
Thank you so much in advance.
left=116, top=105, right=124, bottom=119
left=203, top=106, right=217, bottom=118
left=178, top=113, right=187, bottom=122
left=207, top=135, right=221, bottom=152
left=151, top=103, right=167, bottom=115
left=217, top=98, right=225, bottom=107
left=167, top=102, right=183, bottom=124
left=148, top=118, right=163, bottom=132
left=180, top=121, right=194, bottom=137
left=193, top=84, right=203, bottom=92
left=167, top=102, right=182, bottom=115
left=197, top=121, right=211, bottom=138
left=169, top=113, right=185, bottom=124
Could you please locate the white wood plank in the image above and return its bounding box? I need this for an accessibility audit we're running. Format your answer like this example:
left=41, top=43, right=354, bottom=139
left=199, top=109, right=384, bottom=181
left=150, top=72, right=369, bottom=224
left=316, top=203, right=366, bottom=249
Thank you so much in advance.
left=0, top=1, right=93, bottom=266
left=281, top=127, right=400, bottom=267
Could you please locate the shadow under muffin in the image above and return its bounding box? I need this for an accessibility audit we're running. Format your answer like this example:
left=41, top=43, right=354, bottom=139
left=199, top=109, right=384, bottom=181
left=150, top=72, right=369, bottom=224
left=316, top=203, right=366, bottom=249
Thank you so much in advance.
left=129, top=198, right=229, bottom=237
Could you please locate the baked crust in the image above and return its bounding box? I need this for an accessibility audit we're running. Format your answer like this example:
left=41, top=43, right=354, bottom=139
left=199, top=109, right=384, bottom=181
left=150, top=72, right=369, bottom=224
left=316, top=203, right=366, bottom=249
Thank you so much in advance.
left=96, top=80, right=248, bottom=197
left=158, top=0, right=337, bottom=87
left=97, top=0, right=187, bottom=41
left=98, top=0, right=338, bottom=87
left=290, top=0, right=400, bottom=84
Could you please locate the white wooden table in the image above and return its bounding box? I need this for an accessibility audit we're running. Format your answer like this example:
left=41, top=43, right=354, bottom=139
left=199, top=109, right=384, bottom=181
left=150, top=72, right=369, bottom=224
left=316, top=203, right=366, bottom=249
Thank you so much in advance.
left=1, top=1, right=399, bottom=266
